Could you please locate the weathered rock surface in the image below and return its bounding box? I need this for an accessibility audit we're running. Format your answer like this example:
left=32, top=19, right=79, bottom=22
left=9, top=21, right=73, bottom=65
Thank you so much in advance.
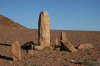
left=78, top=43, right=94, bottom=50
left=11, top=41, right=21, bottom=61
left=35, top=46, right=44, bottom=50
left=61, top=32, right=68, bottom=41
left=60, top=32, right=77, bottom=52
left=38, top=11, right=50, bottom=49
left=53, top=38, right=60, bottom=50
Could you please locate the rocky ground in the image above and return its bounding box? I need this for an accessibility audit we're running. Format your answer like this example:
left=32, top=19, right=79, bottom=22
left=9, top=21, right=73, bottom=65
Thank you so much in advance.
left=0, top=15, right=100, bottom=66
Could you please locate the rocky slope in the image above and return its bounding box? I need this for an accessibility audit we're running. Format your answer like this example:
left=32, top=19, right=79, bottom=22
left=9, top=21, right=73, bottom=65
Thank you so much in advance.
left=0, top=15, right=100, bottom=66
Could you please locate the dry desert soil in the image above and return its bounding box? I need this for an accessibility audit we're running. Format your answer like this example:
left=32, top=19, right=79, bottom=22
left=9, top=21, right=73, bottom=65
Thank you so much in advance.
left=0, top=15, right=100, bottom=66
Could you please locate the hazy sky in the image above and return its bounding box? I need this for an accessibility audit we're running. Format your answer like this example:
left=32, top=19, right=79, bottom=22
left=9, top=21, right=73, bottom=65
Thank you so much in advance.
left=0, top=0, right=100, bottom=31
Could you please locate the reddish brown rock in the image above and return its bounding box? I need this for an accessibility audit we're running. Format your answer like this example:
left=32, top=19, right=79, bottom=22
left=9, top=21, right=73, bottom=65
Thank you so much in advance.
left=38, top=11, right=50, bottom=48
left=78, top=43, right=94, bottom=50
left=28, top=50, right=34, bottom=55
left=60, top=32, right=77, bottom=52
left=61, top=32, right=68, bottom=41
left=53, top=38, right=60, bottom=50
left=35, top=46, right=44, bottom=50
left=11, top=41, right=21, bottom=61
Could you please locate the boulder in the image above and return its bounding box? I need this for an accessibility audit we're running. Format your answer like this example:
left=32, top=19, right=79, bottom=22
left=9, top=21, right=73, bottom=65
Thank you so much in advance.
left=78, top=43, right=94, bottom=50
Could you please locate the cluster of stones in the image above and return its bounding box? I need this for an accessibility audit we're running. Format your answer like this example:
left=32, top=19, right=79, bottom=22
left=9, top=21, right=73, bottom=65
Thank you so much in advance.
left=35, top=11, right=77, bottom=52
left=11, top=11, right=78, bottom=61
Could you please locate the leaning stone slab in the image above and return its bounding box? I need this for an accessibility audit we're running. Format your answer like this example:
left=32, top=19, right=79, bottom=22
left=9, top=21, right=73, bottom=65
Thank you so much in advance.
left=60, top=32, right=77, bottom=52
left=61, top=40, right=77, bottom=52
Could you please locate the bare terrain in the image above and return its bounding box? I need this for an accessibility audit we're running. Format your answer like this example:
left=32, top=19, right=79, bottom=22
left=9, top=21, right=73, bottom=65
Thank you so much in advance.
left=0, top=15, right=100, bottom=66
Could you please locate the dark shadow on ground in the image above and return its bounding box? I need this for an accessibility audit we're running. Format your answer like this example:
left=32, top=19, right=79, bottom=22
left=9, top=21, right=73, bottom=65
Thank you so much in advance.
left=0, top=43, right=11, bottom=46
left=21, top=41, right=38, bottom=50
left=0, top=55, right=13, bottom=61
left=60, top=43, right=71, bottom=52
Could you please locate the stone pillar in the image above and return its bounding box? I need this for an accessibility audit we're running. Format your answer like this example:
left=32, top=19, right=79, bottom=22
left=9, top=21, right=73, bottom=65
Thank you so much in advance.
left=61, top=32, right=67, bottom=41
left=11, top=41, right=21, bottom=61
left=38, top=11, right=50, bottom=48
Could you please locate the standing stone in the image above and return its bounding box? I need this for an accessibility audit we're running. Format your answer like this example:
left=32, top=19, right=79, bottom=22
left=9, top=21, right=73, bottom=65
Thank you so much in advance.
left=60, top=32, right=77, bottom=52
left=11, top=41, right=21, bottom=61
left=61, top=32, right=68, bottom=41
left=38, top=11, right=50, bottom=48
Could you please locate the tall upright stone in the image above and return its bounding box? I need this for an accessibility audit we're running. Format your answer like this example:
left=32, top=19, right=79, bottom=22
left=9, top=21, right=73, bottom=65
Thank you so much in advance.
left=11, top=41, right=21, bottom=61
left=61, top=32, right=68, bottom=41
left=38, top=11, right=50, bottom=48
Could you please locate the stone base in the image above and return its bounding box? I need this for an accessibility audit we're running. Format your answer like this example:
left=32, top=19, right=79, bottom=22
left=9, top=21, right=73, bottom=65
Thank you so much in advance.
left=35, top=46, right=44, bottom=50
left=28, top=50, right=34, bottom=55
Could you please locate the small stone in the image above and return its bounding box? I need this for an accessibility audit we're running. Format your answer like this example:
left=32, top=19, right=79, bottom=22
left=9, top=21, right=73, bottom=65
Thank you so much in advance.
left=78, top=43, right=94, bottom=50
left=28, top=50, right=34, bottom=55
left=35, top=46, right=44, bottom=50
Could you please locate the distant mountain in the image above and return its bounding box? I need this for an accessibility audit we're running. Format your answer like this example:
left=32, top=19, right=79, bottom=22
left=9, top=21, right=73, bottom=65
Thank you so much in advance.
left=0, top=15, right=36, bottom=44
left=0, top=15, right=100, bottom=66
left=0, top=15, right=28, bottom=29
left=0, top=14, right=100, bottom=46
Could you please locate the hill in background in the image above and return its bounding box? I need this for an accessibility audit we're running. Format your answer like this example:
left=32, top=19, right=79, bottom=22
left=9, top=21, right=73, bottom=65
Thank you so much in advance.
left=0, top=15, right=100, bottom=45
left=0, top=15, right=100, bottom=66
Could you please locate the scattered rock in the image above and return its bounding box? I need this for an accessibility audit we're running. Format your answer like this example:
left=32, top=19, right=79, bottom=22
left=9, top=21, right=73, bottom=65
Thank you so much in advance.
left=11, top=41, right=21, bottom=61
left=69, top=59, right=100, bottom=66
left=53, top=38, right=60, bottom=50
left=28, top=50, right=34, bottom=55
left=35, top=46, right=44, bottom=50
left=78, top=43, right=94, bottom=50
